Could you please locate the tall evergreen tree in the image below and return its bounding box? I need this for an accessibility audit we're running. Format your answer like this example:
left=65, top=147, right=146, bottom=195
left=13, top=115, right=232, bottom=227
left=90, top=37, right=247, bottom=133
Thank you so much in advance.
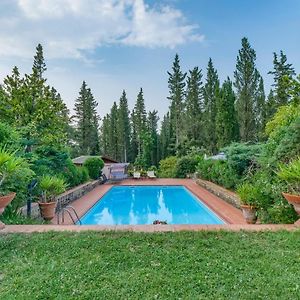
left=234, top=37, right=260, bottom=141
left=159, top=112, right=172, bottom=159
left=100, top=114, right=111, bottom=156
left=73, top=81, right=100, bottom=155
left=117, top=90, right=131, bottom=162
left=203, top=58, right=219, bottom=154
left=108, top=102, right=119, bottom=160
left=265, top=89, right=277, bottom=121
left=216, top=78, right=239, bottom=148
left=185, top=67, right=204, bottom=147
left=147, top=110, right=159, bottom=166
left=256, top=77, right=267, bottom=136
left=268, top=50, right=295, bottom=107
left=132, top=88, right=147, bottom=156
left=1, top=45, right=69, bottom=151
left=167, top=54, right=186, bottom=152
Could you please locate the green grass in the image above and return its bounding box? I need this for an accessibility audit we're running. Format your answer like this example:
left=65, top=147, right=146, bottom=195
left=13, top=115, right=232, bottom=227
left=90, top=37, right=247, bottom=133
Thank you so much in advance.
left=0, top=231, right=299, bottom=299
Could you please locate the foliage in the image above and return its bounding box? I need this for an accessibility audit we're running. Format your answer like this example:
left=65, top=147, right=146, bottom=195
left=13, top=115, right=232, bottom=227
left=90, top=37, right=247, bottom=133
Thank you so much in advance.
left=216, top=78, right=239, bottom=148
left=175, top=155, right=199, bottom=178
left=39, top=175, right=67, bottom=203
left=167, top=54, right=186, bottom=153
left=234, top=37, right=261, bottom=141
left=277, top=157, right=300, bottom=194
left=203, top=58, right=220, bottom=154
left=237, top=183, right=260, bottom=206
left=0, top=231, right=300, bottom=299
left=185, top=66, right=204, bottom=148
left=196, top=158, right=240, bottom=189
left=223, top=142, right=263, bottom=176
left=0, top=146, right=29, bottom=189
left=73, top=81, right=100, bottom=155
left=158, top=156, right=177, bottom=178
left=83, top=157, right=104, bottom=180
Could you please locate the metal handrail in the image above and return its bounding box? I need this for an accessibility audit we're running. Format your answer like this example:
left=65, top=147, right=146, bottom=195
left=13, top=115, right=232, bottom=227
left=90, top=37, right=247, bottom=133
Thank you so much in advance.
left=58, top=205, right=82, bottom=225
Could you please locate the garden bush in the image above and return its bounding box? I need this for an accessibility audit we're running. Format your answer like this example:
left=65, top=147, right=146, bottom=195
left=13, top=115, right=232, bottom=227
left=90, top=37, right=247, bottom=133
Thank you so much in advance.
left=196, top=158, right=240, bottom=189
left=175, top=155, right=199, bottom=178
left=158, top=156, right=177, bottom=178
left=83, top=157, right=104, bottom=180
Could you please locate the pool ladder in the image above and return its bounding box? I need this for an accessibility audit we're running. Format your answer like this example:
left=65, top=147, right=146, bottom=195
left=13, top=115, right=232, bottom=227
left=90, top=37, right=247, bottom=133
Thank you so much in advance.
left=57, top=205, right=82, bottom=225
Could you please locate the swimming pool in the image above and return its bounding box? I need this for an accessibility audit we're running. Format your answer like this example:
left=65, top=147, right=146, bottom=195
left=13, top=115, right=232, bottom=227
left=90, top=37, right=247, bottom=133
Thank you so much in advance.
left=79, top=185, right=224, bottom=225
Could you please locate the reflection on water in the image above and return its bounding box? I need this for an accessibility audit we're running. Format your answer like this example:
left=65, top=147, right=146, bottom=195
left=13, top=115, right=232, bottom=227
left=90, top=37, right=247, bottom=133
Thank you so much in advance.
left=80, top=186, right=224, bottom=225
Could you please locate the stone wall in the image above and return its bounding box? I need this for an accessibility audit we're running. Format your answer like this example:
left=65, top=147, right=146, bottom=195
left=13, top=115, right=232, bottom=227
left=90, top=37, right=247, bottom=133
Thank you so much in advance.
left=196, top=178, right=241, bottom=208
left=20, top=180, right=101, bottom=219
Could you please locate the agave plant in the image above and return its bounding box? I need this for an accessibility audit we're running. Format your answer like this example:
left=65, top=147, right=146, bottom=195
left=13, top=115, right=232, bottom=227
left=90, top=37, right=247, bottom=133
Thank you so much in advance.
left=39, top=175, right=67, bottom=203
left=277, top=157, right=300, bottom=194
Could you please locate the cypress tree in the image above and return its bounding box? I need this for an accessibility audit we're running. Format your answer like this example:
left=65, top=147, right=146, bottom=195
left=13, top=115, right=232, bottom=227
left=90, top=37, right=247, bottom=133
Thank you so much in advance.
left=185, top=66, right=204, bottom=147
left=100, top=114, right=111, bottom=156
left=73, top=81, right=100, bottom=155
left=167, top=54, right=186, bottom=152
left=160, top=112, right=172, bottom=159
left=132, top=88, right=147, bottom=155
left=265, top=89, right=277, bottom=121
left=117, top=90, right=131, bottom=162
left=108, top=102, right=119, bottom=160
left=203, top=58, right=219, bottom=154
left=216, top=78, right=239, bottom=148
left=234, top=37, right=260, bottom=142
left=147, top=110, right=159, bottom=166
left=256, top=77, right=267, bottom=137
left=268, top=51, right=295, bottom=107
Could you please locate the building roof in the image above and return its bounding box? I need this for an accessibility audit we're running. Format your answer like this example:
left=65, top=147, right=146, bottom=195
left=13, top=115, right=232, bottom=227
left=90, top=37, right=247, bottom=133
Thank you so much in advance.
left=72, top=155, right=118, bottom=165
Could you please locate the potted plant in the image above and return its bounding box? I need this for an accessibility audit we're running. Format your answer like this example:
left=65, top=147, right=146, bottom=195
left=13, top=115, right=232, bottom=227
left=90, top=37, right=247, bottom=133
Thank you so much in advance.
left=237, top=183, right=259, bottom=224
left=38, top=175, right=66, bottom=221
left=0, top=146, right=25, bottom=227
left=277, top=157, right=300, bottom=216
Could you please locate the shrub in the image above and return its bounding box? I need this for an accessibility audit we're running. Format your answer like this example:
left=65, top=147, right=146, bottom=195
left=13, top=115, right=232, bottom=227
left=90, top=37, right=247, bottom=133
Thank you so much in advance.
left=236, top=183, right=260, bottom=206
left=83, top=157, right=104, bottom=180
left=159, top=156, right=177, bottom=178
left=175, top=156, right=199, bottom=178
left=277, top=157, right=300, bottom=194
left=223, top=142, right=263, bottom=176
left=78, top=167, right=90, bottom=183
left=196, top=158, right=240, bottom=189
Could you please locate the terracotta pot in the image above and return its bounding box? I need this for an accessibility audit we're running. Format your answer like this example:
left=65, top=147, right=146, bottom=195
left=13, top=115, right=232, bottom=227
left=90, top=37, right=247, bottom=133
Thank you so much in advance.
left=38, top=201, right=56, bottom=221
left=240, top=204, right=257, bottom=224
left=0, top=193, right=16, bottom=215
left=282, top=192, right=300, bottom=216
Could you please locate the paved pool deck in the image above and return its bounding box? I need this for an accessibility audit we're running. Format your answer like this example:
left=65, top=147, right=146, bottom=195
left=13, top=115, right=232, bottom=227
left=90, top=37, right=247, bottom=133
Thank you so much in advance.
left=1, top=179, right=299, bottom=233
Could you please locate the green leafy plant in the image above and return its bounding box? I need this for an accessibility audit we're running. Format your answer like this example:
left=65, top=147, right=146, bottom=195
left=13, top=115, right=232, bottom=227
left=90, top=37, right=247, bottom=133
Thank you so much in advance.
left=0, top=146, right=26, bottom=191
left=39, top=175, right=67, bottom=203
left=277, top=157, right=300, bottom=194
left=175, top=155, right=199, bottom=178
left=158, top=156, right=177, bottom=178
left=83, top=157, right=104, bottom=180
left=237, top=183, right=259, bottom=206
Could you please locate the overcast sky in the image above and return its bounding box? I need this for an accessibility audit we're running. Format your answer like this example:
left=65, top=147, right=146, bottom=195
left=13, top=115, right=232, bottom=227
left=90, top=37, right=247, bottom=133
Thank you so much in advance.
left=0, top=0, right=299, bottom=120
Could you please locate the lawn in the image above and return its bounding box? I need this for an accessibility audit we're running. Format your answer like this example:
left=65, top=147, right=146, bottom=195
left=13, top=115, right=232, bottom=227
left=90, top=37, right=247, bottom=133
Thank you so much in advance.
left=0, top=231, right=299, bottom=299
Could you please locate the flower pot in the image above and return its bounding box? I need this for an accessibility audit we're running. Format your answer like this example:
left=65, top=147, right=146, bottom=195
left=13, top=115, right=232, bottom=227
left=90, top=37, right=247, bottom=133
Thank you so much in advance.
left=240, top=204, right=257, bottom=224
left=0, top=193, right=16, bottom=215
left=38, top=201, right=56, bottom=221
left=282, top=192, right=300, bottom=216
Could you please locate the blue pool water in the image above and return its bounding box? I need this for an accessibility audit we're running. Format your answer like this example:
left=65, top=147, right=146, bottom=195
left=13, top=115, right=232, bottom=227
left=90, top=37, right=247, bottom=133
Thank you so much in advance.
left=79, top=186, right=224, bottom=225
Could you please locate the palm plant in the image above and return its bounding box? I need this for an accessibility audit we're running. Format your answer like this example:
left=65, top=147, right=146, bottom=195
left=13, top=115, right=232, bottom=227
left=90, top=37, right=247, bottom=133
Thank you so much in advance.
left=0, top=146, right=25, bottom=191
left=39, top=175, right=67, bottom=203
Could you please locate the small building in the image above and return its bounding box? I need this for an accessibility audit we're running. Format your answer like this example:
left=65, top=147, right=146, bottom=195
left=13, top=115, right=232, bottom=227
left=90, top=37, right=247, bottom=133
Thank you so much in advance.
left=72, top=155, right=127, bottom=180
